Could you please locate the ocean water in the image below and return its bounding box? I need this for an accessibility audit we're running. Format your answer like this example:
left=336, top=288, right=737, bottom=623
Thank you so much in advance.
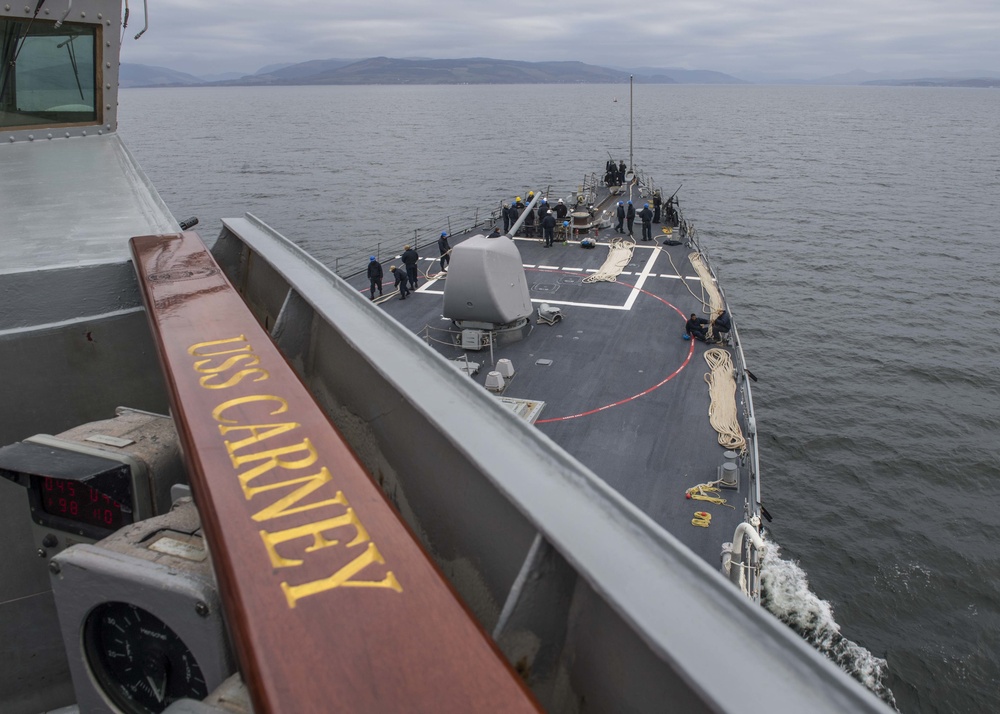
left=119, top=83, right=1000, bottom=714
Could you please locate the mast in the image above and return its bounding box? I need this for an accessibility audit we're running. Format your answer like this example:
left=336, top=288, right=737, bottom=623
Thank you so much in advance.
left=629, top=75, right=633, bottom=172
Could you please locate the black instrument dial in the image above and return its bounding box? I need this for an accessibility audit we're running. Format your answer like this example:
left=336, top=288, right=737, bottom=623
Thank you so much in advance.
left=84, top=602, right=208, bottom=713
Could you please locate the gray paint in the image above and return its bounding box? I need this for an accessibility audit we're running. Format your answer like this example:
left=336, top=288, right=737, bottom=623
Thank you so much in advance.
left=211, top=214, right=891, bottom=713
left=443, top=233, right=534, bottom=325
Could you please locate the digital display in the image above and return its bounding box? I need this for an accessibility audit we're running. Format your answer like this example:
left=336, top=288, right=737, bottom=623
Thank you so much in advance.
left=36, top=476, right=131, bottom=533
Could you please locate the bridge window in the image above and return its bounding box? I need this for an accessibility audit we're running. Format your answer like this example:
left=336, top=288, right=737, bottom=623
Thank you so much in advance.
left=0, top=18, right=98, bottom=128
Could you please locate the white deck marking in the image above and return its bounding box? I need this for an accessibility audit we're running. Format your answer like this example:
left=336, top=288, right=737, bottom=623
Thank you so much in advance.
left=414, top=288, right=629, bottom=310
left=410, top=243, right=707, bottom=309
left=623, top=248, right=662, bottom=310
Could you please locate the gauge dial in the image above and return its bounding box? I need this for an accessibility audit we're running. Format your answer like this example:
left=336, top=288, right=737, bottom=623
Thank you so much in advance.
left=84, top=602, right=208, bottom=713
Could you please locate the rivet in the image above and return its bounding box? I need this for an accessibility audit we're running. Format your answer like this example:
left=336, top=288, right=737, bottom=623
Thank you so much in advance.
left=106, top=62, right=111, bottom=68
left=38, top=548, right=48, bottom=558
left=106, top=84, right=110, bottom=89
left=195, top=601, right=210, bottom=617
left=106, top=41, right=111, bottom=47
left=82, top=130, right=87, bottom=136
left=79, top=11, right=85, bottom=17
left=97, top=13, right=103, bottom=19
left=46, top=133, right=52, bottom=139
left=8, top=136, right=14, bottom=142
left=24, top=5, right=30, bottom=12
left=28, top=134, right=34, bottom=140
left=43, top=7, right=49, bottom=13
left=65, top=131, right=70, bottom=137
left=49, top=560, right=61, bottom=573
left=97, top=130, right=102, bottom=134
left=105, top=105, right=110, bottom=110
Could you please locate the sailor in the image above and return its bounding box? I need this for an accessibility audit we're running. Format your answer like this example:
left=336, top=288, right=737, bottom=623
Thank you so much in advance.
left=541, top=209, right=557, bottom=247
left=487, top=226, right=501, bottom=238
left=615, top=201, right=625, bottom=233
left=685, top=313, right=710, bottom=342
left=502, top=202, right=514, bottom=233
left=523, top=203, right=536, bottom=237
left=652, top=190, right=662, bottom=223
left=639, top=202, right=653, bottom=241
left=626, top=200, right=636, bottom=237
left=390, top=265, right=409, bottom=300
left=618, top=160, right=627, bottom=184
left=665, top=196, right=678, bottom=226
left=554, top=198, right=569, bottom=221
left=401, top=244, right=420, bottom=289
left=711, top=310, right=732, bottom=344
left=367, top=256, right=383, bottom=300
left=437, top=232, right=451, bottom=271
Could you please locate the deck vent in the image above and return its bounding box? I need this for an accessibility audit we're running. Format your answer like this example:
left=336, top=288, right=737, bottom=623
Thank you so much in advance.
left=496, top=359, right=515, bottom=379
left=485, top=371, right=505, bottom=392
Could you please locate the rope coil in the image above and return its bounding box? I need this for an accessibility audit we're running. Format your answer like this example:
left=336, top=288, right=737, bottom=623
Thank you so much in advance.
left=692, top=511, right=712, bottom=528
left=685, top=482, right=735, bottom=509
left=583, top=237, right=635, bottom=283
left=704, top=348, right=746, bottom=452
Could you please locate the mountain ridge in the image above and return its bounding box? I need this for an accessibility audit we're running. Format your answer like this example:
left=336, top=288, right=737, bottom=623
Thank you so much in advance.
left=119, top=57, right=1000, bottom=88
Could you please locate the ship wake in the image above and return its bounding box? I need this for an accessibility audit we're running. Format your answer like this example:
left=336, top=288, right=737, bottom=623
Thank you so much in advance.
left=759, top=539, right=898, bottom=710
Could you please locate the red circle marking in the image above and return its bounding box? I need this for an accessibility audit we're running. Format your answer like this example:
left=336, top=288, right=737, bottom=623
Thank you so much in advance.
left=532, top=270, right=695, bottom=424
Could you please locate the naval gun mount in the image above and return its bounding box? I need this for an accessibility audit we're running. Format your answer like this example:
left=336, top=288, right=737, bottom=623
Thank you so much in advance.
left=442, top=233, right=534, bottom=350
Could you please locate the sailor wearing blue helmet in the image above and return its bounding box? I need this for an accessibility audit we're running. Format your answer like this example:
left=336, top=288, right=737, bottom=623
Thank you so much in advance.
left=639, top=201, right=653, bottom=241
left=615, top=200, right=625, bottom=233
left=626, top=200, right=636, bottom=237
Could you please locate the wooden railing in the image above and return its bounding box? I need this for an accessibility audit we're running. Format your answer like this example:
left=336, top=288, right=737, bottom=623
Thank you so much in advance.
left=130, top=231, right=540, bottom=714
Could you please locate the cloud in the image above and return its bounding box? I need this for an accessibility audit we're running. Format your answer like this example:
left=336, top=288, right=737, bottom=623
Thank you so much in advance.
left=123, top=0, right=1000, bottom=79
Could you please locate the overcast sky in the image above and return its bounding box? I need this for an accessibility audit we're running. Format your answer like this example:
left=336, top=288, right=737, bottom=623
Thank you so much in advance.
left=122, top=0, right=1000, bottom=80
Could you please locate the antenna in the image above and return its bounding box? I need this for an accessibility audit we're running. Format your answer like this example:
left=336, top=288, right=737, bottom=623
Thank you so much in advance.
left=629, top=75, right=633, bottom=172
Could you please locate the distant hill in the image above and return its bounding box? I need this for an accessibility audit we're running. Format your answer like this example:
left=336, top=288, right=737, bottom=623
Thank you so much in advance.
left=625, top=67, right=747, bottom=84
left=219, top=57, right=641, bottom=85
left=862, top=77, right=1000, bottom=88
left=250, top=58, right=358, bottom=82
left=123, top=58, right=745, bottom=87
left=120, top=63, right=204, bottom=88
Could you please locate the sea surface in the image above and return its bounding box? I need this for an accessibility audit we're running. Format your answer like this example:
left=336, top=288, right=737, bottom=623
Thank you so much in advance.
left=119, top=83, right=1000, bottom=714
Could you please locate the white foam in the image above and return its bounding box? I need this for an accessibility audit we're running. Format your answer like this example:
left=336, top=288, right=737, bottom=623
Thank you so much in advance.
left=760, top=538, right=898, bottom=709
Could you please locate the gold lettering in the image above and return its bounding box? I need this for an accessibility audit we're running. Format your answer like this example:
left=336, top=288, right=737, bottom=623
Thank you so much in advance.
left=247, top=470, right=345, bottom=521
left=260, top=508, right=371, bottom=567
left=212, top=395, right=289, bottom=425
left=194, top=353, right=261, bottom=374
left=280, top=543, right=403, bottom=608
left=199, top=367, right=270, bottom=390
left=222, top=422, right=300, bottom=454
left=233, top=439, right=318, bottom=489
left=187, top=335, right=251, bottom=356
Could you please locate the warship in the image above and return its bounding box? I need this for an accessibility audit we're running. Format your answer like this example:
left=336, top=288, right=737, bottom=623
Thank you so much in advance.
left=0, top=2, right=890, bottom=712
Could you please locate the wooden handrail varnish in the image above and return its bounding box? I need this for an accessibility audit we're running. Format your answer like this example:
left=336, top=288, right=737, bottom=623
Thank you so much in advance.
left=130, top=232, right=540, bottom=714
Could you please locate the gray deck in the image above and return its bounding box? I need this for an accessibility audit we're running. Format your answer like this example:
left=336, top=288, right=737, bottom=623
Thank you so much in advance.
left=350, top=191, right=754, bottom=568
